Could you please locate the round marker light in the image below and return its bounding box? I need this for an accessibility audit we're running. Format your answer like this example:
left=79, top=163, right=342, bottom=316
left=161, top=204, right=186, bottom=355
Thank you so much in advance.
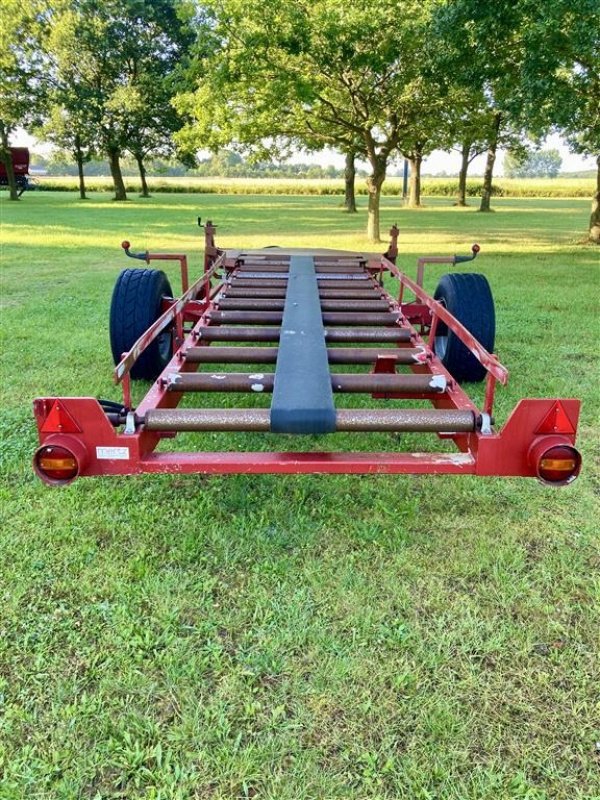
left=536, top=444, right=581, bottom=485
left=472, top=243, right=480, bottom=254
left=34, top=444, right=79, bottom=484
left=121, top=240, right=131, bottom=250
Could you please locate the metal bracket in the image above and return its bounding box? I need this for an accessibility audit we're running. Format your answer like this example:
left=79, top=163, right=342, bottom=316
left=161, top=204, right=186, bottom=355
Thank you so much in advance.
left=124, top=411, right=137, bottom=435
left=479, top=412, right=492, bottom=435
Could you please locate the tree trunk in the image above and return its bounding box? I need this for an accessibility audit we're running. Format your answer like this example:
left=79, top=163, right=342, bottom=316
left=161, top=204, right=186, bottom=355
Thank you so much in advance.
left=480, top=114, right=501, bottom=212
left=456, top=141, right=470, bottom=206
left=589, top=154, right=600, bottom=243
left=407, top=152, right=422, bottom=208
left=108, top=148, right=127, bottom=201
left=0, top=124, right=19, bottom=201
left=75, top=137, right=86, bottom=200
left=344, top=150, right=357, bottom=213
left=366, top=161, right=386, bottom=242
left=135, top=152, right=150, bottom=198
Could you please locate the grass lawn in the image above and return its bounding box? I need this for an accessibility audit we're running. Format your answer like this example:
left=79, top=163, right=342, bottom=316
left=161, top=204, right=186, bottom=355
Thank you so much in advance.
left=0, top=192, right=599, bottom=800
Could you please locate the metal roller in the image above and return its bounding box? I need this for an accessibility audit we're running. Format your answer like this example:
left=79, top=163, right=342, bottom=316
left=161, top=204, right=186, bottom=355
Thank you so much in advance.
left=207, top=310, right=400, bottom=326
left=184, top=346, right=280, bottom=363
left=317, top=266, right=365, bottom=274
left=238, top=257, right=365, bottom=266
left=236, top=268, right=289, bottom=275
left=197, top=327, right=412, bottom=343
left=230, top=279, right=288, bottom=289
left=221, top=287, right=287, bottom=298
left=234, top=272, right=370, bottom=281
left=319, top=288, right=386, bottom=299
left=166, top=372, right=276, bottom=392
left=143, top=407, right=476, bottom=433
left=145, top=408, right=271, bottom=431
left=230, top=278, right=376, bottom=290
left=165, top=372, right=447, bottom=394
left=315, top=274, right=369, bottom=281
left=316, top=279, right=375, bottom=289
left=332, top=373, right=447, bottom=393
left=327, top=347, right=426, bottom=364
left=223, top=287, right=384, bottom=300
left=184, top=346, right=427, bottom=365
left=231, top=272, right=287, bottom=280
left=317, top=299, right=397, bottom=311
left=217, top=298, right=390, bottom=312
left=335, top=409, right=476, bottom=432
left=217, top=298, right=287, bottom=311
left=326, top=328, right=411, bottom=342
left=236, top=263, right=365, bottom=274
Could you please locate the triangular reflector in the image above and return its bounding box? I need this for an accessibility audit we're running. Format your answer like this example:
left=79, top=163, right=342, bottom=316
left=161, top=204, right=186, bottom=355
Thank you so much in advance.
left=535, top=401, right=575, bottom=435
left=41, top=401, right=82, bottom=434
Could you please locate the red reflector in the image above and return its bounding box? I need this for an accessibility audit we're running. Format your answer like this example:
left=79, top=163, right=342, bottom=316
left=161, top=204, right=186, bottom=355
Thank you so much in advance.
left=35, top=445, right=79, bottom=483
left=40, top=401, right=82, bottom=434
left=537, top=445, right=581, bottom=485
left=535, top=401, right=575, bottom=435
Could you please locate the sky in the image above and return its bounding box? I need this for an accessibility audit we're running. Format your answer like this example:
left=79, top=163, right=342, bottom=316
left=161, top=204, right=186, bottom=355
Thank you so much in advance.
left=288, top=134, right=595, bottom=176
left=16, top=129, right=595, bottom=176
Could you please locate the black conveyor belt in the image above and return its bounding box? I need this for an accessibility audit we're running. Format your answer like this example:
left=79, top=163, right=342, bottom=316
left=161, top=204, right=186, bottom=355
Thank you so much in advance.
left=270, top=256, right=336, bottom=433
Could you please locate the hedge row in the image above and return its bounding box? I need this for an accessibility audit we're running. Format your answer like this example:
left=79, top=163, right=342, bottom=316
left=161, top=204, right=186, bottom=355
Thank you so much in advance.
left=33, top=175, right=595, bottom=198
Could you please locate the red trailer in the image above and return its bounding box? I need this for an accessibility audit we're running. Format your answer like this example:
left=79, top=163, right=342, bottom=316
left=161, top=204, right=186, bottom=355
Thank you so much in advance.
left=33, top=221, right=581, bottom=485
left=0, top=147, right=30, bottom=196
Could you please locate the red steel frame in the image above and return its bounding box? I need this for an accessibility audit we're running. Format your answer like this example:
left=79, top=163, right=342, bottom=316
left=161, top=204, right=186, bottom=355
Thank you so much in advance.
left=33, top=223, right=581, bottom=482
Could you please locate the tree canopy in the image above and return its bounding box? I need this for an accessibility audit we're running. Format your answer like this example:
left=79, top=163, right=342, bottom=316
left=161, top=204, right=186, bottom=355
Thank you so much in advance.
left=176, top=0, right=442, bottom=240
left=46, top=0, right=197, bottom=199
left=3, top=0, right=598, bottom=241
left=504, top=149, right=563, bottom=179
left=0, top=0, right=49, bottom=198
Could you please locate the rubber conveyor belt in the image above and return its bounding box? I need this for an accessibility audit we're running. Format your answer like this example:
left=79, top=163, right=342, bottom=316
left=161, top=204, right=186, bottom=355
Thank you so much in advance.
left=269, top=256, right=336, bottom=433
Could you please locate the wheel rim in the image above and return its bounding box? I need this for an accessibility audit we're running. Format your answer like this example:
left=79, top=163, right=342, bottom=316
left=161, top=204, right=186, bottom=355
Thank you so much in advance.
left=157, top=329, right=171, bottom=362
left=434, top=298, right=449, bottom=359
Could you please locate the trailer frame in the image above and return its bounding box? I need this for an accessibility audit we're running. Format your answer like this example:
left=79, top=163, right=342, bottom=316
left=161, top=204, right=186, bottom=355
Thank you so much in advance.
left=33, top=222, right=581, bottom=485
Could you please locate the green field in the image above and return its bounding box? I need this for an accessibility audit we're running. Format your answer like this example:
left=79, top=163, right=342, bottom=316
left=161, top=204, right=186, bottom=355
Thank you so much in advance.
left=0, top=192, right=599, bottom=800
left=34, top=175, right=597, bottom=198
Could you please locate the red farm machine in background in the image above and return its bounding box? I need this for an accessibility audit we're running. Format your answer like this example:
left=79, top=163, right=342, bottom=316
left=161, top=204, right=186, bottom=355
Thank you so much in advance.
left=32, top=220, right=581, bottom=486
left=0, top=147, right=31, bottom=196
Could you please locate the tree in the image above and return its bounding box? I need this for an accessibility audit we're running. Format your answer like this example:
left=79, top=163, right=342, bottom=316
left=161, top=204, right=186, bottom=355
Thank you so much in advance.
left=435, top=0, right=599, bottom=238
left=48, top=0, right=196, bottom=201
left=41, top=10, right=99, bottom=201
left=504, top=148, right=562, bottom=178
left=120, top=3, right=196, bottom=197
left=445, top=92, right=491, bottom=206
left=432, top=0, right=527, bottom=212
left=177, top=0, right=437, bottom=241
left=507, top=0, right=599, bottom=241
left=344, top=149, right=358, bottom=213
left=479, top=111, right=502, bottom=212
left=399, top=76, right=447, bottom=208
left=0, top=0, right=48, bottom=200
left=41, top=108, right=95, bottom=199
left=48, top=4, right=129, bottom=200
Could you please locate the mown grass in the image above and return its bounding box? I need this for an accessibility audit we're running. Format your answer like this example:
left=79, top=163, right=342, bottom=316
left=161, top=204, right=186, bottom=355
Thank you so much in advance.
left=0, top=192, right=599, bottom=800
left=34, top=175, right=597, bottom=198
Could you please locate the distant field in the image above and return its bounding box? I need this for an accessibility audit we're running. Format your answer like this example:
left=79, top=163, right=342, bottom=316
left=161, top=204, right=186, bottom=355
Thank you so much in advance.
left=1, top=192, right=598, bottom=800
left=35, top=174, right=597, bottom=198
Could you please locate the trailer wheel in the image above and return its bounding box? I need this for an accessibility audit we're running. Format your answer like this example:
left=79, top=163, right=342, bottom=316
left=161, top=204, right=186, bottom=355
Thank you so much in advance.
left=109, top=268, right=173, bottom=380
left=433, top=273, right=495, bottom=382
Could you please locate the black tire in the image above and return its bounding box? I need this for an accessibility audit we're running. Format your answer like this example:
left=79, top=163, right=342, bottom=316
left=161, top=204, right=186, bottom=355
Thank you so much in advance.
left=109, top=268, right=173, bottom=380
left=433, top=273, right=495, bottom=382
